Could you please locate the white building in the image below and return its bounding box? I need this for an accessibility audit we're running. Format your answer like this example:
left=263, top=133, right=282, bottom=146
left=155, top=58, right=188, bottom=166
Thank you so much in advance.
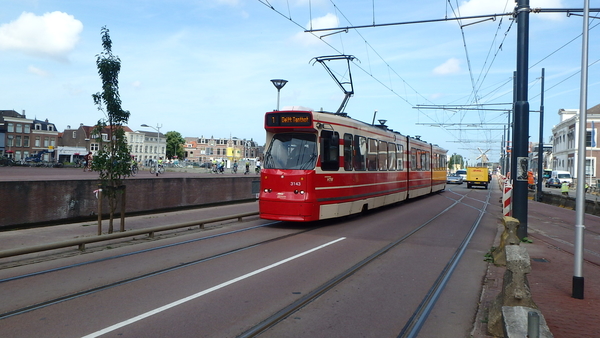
left=126, top=130, right=166, bottom=165
left=551, top=103, right=600, bottom=182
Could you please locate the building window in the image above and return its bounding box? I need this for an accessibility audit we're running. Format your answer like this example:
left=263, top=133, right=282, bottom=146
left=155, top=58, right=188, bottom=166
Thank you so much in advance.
left=44, top=137, right=49, bottom=147
left=16, top=124, right=22, bottom=133
left=73, top=131, right=77, bottom=138
left=48, top=125, right=54, bottom=131
left=50, top=138, right=55, bottom=147
left=91, top=143, right=99, bottom=151
left=35, top=136, right=40, bottom=147
left=23, top=136, right=30, bottom=147
left=7, top=135, right=14, bottom=146
left=35, top=124, right=42, bottom=130
left=15, top=135, right=21, bottom=147
left=24, top=124, right=30, bottom=133
left=7, top=123, right=14, bottom=132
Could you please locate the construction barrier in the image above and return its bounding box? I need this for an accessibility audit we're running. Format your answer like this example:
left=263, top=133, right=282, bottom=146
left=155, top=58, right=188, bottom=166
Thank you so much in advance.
left=503, top=182, right=513, bottom=216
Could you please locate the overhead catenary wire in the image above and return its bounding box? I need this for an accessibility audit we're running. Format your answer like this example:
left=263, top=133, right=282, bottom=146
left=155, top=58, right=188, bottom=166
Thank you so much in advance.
left=257, top=1, right=597, bottom=158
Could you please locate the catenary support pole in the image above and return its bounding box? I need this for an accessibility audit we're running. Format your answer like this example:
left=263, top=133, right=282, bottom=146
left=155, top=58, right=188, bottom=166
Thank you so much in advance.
left=573, top=0, right=590, bottom=300
left=512, top=0, right=530, bottom=239
left=536, top=69, right=545, bottom=202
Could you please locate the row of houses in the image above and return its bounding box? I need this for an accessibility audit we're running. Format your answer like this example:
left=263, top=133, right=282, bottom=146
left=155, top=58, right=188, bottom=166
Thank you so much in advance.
left=0, top=110, right=262, bottom=165
left=520, top=103, right=600, bottom=183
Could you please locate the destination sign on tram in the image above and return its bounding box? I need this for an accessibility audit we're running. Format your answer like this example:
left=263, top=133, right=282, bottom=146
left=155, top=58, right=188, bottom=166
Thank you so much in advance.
left=266, top=112, right=312, bottom=127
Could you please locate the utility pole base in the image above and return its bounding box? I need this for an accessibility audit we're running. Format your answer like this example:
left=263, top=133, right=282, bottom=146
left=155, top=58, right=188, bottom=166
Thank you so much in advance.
left=572, top=276, right=584, bottom=299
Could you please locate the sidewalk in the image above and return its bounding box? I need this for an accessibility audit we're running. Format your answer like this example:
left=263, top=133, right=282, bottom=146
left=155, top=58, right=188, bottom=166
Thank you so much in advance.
left=472, top=198, right=600, bottom=337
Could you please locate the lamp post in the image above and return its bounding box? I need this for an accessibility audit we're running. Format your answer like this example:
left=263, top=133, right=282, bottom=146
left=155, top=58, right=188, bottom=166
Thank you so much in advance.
left=270, top=79, right=288, bottom=111
left=141, top=123, right=162, bottom=176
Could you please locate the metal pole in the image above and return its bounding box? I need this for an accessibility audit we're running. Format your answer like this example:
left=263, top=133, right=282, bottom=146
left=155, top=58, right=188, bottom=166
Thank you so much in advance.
left=276, top=89, right=281, bottom=111
left=536, top=68, right=545, bottom=202
left=513, top=0, right=530, bottom=239
left=155, top=126, right=159, bottom=176
left=573, top=0, right=589, bottom=300
left=97, top=188, right=102, bottom=236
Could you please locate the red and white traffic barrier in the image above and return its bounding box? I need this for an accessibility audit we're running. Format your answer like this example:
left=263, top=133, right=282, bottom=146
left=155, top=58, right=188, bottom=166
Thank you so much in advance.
left=502, top=182, right=512, bottom=216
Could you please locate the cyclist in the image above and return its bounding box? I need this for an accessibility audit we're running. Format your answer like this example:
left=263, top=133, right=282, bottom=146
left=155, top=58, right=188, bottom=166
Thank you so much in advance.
left=245, top=161, right=250, bottom=175
left=131, top=159, right=138, bottom=176
left=255, top=159, right=261, bottom=174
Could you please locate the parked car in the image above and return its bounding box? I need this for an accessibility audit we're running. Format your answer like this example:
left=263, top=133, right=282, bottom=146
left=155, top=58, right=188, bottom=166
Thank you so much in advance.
left=455, top=169, right=467, bottom=179
left=545, top=177, right=562, bottom=188
left=447, top=173, right=464, bottom=184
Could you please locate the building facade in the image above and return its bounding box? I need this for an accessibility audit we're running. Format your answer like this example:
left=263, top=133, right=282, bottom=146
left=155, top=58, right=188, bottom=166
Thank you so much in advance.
left=0, top=110, right=58, bottom=162
left=551, top=104, right=600, bottom=181
left=184, top=136, right=262, bottom=165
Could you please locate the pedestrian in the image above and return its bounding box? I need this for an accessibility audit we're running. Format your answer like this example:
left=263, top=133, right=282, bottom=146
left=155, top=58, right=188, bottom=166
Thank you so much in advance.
left=585, top=183, right=589, bottom=193
left=561, top=181, right=569, bottom=197
left=83, top=152, right=93, bottom=172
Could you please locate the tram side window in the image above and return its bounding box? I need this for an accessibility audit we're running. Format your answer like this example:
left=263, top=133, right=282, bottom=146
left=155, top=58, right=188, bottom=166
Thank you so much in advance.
left=367, top=138, right=378, bottom=171
left=410, top=148, right=418, bottom=170
left=388, top=143, right=396, bottom=170
left=353, top=135, right=367, bottom=171
left=320, top=130, right=340, bottom=171
left=422, top=151, right=430, bottom=170
left=397, top=144, right=404, bottom=170
left=378, top=141, right=388, bottom=171
left=343, top=133, right=353, bottom=171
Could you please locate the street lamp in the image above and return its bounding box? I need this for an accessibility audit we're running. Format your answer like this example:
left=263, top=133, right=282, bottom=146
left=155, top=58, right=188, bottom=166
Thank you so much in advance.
left=270, top=79, right=288, bottom=111
left=141, top=123, right=162, bottom=176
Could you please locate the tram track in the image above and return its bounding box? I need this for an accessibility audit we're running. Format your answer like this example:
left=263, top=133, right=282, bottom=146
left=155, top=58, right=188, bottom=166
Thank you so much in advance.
left=237, top=188, right=492, bottom=338
left=0, top=220, right=331, bottom=320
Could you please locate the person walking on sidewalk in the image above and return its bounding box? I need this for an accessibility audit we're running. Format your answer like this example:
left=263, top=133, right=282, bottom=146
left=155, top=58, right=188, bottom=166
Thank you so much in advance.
left=561, top=181, right=570, bottom=196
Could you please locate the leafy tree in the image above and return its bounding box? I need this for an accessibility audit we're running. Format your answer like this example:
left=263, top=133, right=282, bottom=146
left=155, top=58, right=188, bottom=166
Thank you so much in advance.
left=165, top=131, right=185, bottom=160
left=448, top=153, right=464, bottom=171
left=91, top=26, right=131, bottom=234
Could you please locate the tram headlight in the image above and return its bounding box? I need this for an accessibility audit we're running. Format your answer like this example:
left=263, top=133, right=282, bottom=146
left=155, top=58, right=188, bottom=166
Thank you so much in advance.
left=263, top=188, right=272, bottom=193
left=294, top=190, right=305, bottom=195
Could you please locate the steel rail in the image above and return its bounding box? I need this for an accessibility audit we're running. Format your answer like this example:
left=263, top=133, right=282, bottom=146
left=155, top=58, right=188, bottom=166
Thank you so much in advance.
left=0, top=222, right=277, bottom=284
left=398, top=186, right=492, bottom=337
left=237, top=193, right=470, bottom=338
left=0, top=223, right=324, bottom=320
left=0, top=211, right=258, bottom=259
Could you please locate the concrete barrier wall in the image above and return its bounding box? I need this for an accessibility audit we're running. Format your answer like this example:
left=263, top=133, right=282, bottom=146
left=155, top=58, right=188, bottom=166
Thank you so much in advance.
left=540, top=191, right=600, bottom=215
left=0, top=177, right=259, bottom=228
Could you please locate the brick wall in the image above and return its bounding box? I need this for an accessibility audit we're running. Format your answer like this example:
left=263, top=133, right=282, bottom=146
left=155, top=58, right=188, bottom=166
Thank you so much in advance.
left=0, top=177, right=259, bottom=228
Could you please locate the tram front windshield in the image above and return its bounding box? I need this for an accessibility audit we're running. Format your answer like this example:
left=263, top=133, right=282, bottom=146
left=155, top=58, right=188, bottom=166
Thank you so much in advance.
left=264, top=133, right=317, bottom=170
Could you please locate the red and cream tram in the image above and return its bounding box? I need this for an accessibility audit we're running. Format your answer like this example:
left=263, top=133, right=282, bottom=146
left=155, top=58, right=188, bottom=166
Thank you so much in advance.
left=259, top=109, right=447, bottom=222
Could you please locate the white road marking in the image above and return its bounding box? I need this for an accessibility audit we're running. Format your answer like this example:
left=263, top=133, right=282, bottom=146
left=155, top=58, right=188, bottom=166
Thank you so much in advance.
left=81, top=237, right=346, bottom=338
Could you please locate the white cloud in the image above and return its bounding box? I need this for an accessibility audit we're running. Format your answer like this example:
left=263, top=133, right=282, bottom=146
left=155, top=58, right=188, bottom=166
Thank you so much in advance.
left=0, top=11, right=83, bottom=60
left=293, top=13, right=339, bottom=46
left=28, top=65, right=50, bottom=77
left=433, top=58, right=461, bottom=75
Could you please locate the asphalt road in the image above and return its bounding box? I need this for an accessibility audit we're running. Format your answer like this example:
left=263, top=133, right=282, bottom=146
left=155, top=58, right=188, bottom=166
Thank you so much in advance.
left=0, top=184, right=499, bottom=337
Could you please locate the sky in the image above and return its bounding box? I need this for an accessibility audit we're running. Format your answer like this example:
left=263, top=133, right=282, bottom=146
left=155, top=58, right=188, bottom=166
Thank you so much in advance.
left=1, top=0, right=598, bottom=163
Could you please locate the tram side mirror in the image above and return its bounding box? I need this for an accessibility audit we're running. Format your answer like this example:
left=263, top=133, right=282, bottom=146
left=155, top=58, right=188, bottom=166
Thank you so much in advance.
left=332, top=133, right=339, bottom=145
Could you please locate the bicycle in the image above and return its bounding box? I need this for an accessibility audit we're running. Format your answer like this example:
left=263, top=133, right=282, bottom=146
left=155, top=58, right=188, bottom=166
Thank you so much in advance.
left=130, top=164, right=139, bottom=177
left=149, top=165, right=164, bottom=176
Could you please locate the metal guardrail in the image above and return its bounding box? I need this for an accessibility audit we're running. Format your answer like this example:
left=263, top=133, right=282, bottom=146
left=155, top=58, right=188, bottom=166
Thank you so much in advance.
left=0, top=211, right=259, bottom=259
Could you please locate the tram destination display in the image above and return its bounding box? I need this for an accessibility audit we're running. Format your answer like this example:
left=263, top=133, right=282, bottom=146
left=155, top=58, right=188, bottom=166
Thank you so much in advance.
left=266, top=112, right=312, bottom=127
